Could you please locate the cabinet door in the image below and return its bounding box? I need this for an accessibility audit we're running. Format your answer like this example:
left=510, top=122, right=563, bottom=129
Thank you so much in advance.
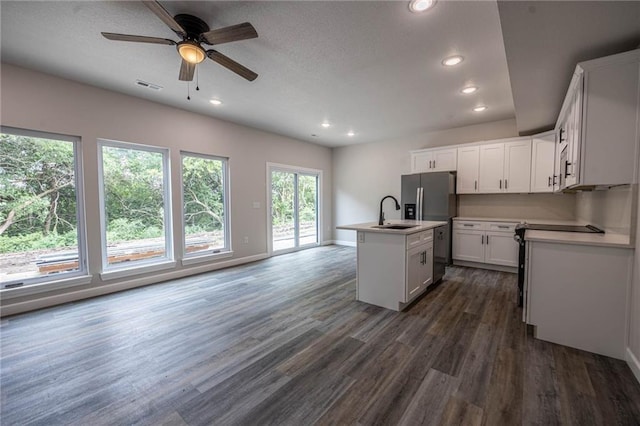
left=566, top=78, right=583, bottom=187
left=456, top=146, right=480, bottom=194
left=432, top=149, right=457, bottom=172
left=479, top=143, right=505, bottom=193
left=504, top=139, right=532, bottom=193
left=484, top=231, right=518, bottom=267
left=422, top=245, right=434, bottom=289
left=406, top=245, right=426, bottom=302
left=411, top=151, right=433, bottom=173
left=531, top=134, right=556, bottom=193
left=452, top=229, right=484, bottom=262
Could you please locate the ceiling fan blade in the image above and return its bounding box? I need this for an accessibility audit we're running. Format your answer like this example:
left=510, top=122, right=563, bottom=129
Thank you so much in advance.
left=179, top=59, right=196, bottom=81
left=101, top=32, right=176, bottom=45
left=207, top=50, right=258, bottom=81
left=200, top=22, right=258, bottom=45
left=142, top=1, right=187, bottom=38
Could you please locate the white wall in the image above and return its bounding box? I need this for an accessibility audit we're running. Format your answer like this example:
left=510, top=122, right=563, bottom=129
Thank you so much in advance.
left=576, top=185, right=636, bottom=236
left=0, top=64, right=332, bottom=313
left=458, top=193, right=576, bottom=221
left=629, top=188, right=640, bottom=380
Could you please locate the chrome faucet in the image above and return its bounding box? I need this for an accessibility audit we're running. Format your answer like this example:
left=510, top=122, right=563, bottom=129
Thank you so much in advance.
left=379, top=195, right=401, bottom=225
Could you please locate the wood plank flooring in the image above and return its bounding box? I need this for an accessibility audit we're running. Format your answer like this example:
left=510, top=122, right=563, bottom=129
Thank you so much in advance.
left=2, top=245, right=640, bottom=425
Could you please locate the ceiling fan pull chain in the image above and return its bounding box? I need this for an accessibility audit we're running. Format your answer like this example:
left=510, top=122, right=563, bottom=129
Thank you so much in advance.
left=187, top=82, right=191, bottom=100
left=196, top=67, right=200, bottom=91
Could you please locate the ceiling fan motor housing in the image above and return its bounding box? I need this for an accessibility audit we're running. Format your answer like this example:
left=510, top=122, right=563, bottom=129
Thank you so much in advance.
left=174, top=14, right=210, bottom=42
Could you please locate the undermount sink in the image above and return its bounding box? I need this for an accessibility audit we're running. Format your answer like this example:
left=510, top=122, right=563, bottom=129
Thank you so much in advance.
left=372, top=224, right=418, bottom=230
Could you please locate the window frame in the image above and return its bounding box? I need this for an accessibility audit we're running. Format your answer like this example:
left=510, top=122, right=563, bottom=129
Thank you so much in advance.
left=97, top=139, right=173, bottom=275
left=180, top=151, right=231, bottom=263
left=0, top=126, right=89, bottom=291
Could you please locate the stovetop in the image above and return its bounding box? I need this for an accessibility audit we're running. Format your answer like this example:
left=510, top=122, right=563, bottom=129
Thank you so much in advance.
left=516, top=223, right=604, bottom=234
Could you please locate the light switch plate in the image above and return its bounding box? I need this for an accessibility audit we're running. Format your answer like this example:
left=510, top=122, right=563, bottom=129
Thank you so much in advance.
left=252, top=201, right=260, bottom=209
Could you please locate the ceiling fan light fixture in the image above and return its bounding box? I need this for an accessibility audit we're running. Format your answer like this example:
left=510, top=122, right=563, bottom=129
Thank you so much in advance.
left=409, top=0, right=436, bottom=13
left=461, top=85, right=478, bottom=94
left=473, top=105, right=488, bottom=112
left=178, top=41, right=206, bottom=64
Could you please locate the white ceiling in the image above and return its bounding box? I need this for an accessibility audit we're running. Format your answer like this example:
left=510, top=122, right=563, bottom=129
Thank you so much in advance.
left=1, top=1, right=639, bottom=147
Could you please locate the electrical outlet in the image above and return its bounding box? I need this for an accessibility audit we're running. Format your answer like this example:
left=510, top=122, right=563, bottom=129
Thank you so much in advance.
left=358, top=232, right=365, bottom=243
left=243, top=236, right=249, bottom=244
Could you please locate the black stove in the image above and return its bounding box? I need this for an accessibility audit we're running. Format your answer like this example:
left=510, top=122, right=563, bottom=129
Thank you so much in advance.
left=513, top=223, right=604, bottom=306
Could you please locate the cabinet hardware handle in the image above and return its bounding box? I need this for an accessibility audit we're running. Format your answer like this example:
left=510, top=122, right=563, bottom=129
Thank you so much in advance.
left=486, top=235, right=489, bottom=244
left=564, top=161, right=571, bottom=177
left=559, top=128, right=565, bottom=143
left=464, top=224, right=474, bottom=227
left=505, top=179, right=508, bottom=189
left=481, top=235, right=484, bottom=244
left=548, top=176, right=552, bottom=187
left=433, top=160, right=436, bottom=168
left=429, top=160, right=432, bottom=168
left=498, top=225, right=509, bottom=229
left=553, top=175, right=557, bottom=185
left=474, top=180, right=477, bottom=190
left=499, top=180, right=502, bottom=189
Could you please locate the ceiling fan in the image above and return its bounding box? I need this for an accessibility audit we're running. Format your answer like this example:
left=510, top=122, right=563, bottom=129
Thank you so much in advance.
left=101, top=0, right=258, bottom=82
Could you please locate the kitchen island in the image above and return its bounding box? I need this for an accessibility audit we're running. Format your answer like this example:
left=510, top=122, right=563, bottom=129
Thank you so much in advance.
left=337, top=220, right=448, bottom=311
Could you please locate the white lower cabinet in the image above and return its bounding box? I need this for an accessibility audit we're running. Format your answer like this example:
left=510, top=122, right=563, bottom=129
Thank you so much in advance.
left=452, top=220, right=518, bottom=268
left=356, top=229, right=433, bottom=311
left=526, top=241, right=632, bottom=359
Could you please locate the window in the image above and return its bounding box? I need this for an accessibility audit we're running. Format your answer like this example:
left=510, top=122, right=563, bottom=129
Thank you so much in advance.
left=181, top=152, right=230, bottom=257
left=0, top=127, right=87, bottom=289
left=98, top=140, right=172, bottom=271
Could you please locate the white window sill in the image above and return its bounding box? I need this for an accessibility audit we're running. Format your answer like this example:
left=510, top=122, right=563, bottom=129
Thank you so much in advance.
left=181, top=250, right=233, bottom=266
left=0, top=274, right=93, bottom=300
left=100, top=260, right=176, bottom=281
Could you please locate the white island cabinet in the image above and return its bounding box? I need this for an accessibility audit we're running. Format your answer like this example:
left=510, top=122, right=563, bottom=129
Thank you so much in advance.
left=336, top=220, right=446, bottom=311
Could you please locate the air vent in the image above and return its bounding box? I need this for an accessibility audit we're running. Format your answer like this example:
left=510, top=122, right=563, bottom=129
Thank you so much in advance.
left=135, top=80, right=163, bottom=91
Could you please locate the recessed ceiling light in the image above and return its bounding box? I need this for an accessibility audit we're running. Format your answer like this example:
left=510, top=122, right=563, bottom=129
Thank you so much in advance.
left=209, top=99, right=222, bottom=105
left=321, top=122, right=331, bottom=128
left=409, top=0, right=436, bottom=13
left=473, top=105, right=488, bottom=112
left=347, top=131, right=355, bottom=137
left=461, top=86, right=478, bottom=94
left=442, top=55, right=464, bottom=67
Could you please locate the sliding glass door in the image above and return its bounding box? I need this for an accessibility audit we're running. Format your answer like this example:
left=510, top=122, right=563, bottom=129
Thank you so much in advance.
left=269, top=165, right=319, bottom=254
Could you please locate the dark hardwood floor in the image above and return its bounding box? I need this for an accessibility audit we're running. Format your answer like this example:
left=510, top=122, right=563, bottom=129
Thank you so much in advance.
left=2, top=245, right=640, bottom=425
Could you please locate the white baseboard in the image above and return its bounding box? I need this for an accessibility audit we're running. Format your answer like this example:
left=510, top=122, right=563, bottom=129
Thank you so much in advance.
left=1, top=252, right=269, bottom=317
left=453, top=260, right=517, bottom=274
left=334, top=240, right=356, bottom=247
left=627, top=347, right=640, bottom=384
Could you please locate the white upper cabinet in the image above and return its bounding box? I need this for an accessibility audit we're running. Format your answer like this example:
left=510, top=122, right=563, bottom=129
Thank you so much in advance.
left=410, top=147, right=457, bottom=173
left=531, top=131, right=556, bottom=193
left=504, top=139, right=532, bottom=193
left=478, top=143, right=505, bottom=193
left=556, top=49, right=640, bottom=190
left=478, top=138, right=531, bottom=193
left=456, top=146, right=480, bottom=194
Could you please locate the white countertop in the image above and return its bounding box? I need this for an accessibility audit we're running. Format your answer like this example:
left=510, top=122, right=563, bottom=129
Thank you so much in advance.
left=453, top=217, right=633, bottom=248
left=336, top=220, right=448, bottom=235
left=524, top=229, right=633, bottom=248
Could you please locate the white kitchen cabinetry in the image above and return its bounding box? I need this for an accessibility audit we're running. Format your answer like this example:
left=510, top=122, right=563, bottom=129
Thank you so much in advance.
left=456, top=146, right=480, bottom=194
left=452, top=220, right=518, bottom=269
left=526, top=240, right=632, bottom=359
left=479, top=139, right=531, bottom=193
left=530, top=131, right=556, bottom=193
left=410, top=147, right=457, bottom=173
left=356, top=229, right=433, bottom=311
left=555, top=49, right=640, bottom=191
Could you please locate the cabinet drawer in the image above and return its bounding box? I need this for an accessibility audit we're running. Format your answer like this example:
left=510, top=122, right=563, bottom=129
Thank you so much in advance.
left=406, top=233, right=423, bottom=249
left=488, top=222, right=517, bottom=233
left=421, top=229, right=434, bottom=243
left=453, top=221, right=485, bottom=230
left=406, top=229, right=433, bottom=249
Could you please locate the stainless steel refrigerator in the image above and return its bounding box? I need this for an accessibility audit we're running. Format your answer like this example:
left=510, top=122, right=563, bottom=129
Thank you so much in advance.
left=401, top=172, right=457, bottom=280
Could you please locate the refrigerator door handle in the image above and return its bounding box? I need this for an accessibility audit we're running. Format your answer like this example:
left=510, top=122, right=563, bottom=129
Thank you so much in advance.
left=419, top=187, right=424, bottom=220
